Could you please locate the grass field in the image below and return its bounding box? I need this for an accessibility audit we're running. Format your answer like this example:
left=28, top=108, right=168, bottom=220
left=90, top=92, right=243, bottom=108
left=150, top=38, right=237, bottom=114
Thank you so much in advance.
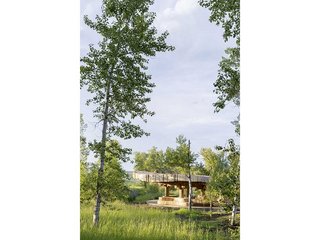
left=81, top=202, right=239, bottom=240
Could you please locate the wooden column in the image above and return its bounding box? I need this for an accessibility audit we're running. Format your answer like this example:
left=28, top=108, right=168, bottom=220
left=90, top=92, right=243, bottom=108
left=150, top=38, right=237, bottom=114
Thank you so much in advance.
left=178, top=187, right=184, bottom=198
left=164, top=185, right=170, bottom=197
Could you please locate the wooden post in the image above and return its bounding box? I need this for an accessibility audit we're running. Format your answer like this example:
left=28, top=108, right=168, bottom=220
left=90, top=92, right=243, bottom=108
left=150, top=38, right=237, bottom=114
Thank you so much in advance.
left=165, top=185, right=170, bottom=197
left=178, top=187, right=184, bottom=198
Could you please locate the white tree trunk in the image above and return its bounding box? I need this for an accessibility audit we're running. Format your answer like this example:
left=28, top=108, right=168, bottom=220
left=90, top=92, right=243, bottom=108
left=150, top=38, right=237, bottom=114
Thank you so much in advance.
left=93, top=83, right=111, bottom=226
left=93, top=192, right=101, bottom=225
left=187, top=140, right=192, bottom=211
left=231, top=204, right=237, bottom=226
left=188, top=174, right=192, bottom=211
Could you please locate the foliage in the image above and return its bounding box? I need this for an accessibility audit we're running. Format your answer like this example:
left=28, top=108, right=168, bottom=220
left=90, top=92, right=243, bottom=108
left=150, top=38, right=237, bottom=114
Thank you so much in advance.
left=134, top=147, right=171, bottom=173
left=229, top=228, right=240, bottom=240
left=134, top=136, right=203, bottom=175
left=166, top=135, right=198, bottom=210
left=80, top=113, right=90, bottom=203
left=201, top=148, right=223, bottom=172
left=198, top=0, right=240, bottom=42
left=198, top=0, right=240, bottom=224
left=213, top=47, right=240, bottom=112
left=199, top=0, right=240, bottom=135
left=80, top=141, right=130, bottom=204
left=80, top=113, right=89, bottom=163
left=80, top=0, right=174, bottom=142
left=128, top=182, right=164, bottom=203
left=133, top=152, right=149, bottom=171
left=165, top=135, right=197, bottom=175
left=201, top=140, right=240, bottom=211
left=173, top=208, right=204, bottom=220
left=191, top=162, right=208, bottom=175
left=216, top=139, right=240, bottom=209
left=200, top=148, right=226, bottom=202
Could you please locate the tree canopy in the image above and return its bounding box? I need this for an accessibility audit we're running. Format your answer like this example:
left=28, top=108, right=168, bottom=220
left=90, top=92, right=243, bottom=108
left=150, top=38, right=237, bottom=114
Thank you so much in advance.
left=134, top=135, right=205, bottom=175
left=80, top=0, right=174, bottom=225
left=199, top=0, right=240, bottom=135
left=134, top=147, right=170, bottom=173
left=199, top=0, right=240, bottom=42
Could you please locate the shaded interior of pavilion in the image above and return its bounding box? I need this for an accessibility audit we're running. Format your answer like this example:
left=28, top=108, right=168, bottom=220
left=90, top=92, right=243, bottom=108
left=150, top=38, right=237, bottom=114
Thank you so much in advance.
left=133, top=171, right=210, bottom=207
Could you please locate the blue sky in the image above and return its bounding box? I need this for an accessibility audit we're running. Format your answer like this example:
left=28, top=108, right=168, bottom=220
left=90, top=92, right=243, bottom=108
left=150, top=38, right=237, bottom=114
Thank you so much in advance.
left=80, top=0, right=239, bottom=170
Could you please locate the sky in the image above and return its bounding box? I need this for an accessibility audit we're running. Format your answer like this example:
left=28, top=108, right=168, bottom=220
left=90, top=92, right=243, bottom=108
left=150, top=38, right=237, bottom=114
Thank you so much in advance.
left=2, top=1, right=320, bottom=237
left=80, top=0, right=239, bottom=171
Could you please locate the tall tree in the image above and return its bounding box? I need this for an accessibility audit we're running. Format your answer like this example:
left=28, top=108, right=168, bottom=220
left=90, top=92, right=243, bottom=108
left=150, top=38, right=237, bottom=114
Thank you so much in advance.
left=198, top=1, right=240, bottom=224
left=223, top=139, right=240, bottom=226
left=201, top=143, right=239, bottom=225
left=199, top=0, right=240, bottom=135
left=80, top=0, right=174, bottom=225
left=200, top=148, right=226, bottom=212
left=166, top=135, right=197, bottom=211
left=216, top=140, right=240, bottom=226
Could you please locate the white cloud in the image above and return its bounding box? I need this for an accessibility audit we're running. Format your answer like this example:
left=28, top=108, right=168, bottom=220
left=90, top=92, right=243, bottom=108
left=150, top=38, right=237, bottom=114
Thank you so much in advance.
left=174, top=0, right=198, bottom=15
left=163, top=0, right=198, bottom=17
left=155, top=0, right=198, bottom=32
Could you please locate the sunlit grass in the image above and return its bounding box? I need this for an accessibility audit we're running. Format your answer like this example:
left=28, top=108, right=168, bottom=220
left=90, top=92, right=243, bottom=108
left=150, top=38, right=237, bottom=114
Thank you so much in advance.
left=80, top=201, right=232, bottom=240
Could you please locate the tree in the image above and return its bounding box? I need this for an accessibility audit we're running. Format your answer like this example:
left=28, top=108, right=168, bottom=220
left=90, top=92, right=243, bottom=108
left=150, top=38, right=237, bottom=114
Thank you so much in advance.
left=80, top=0, right=174, bottom=225
left=214, top=47, right=240, bottom=112
left=212, top=140, right=240, bottom=226
left=145, top=147, right=165, bottom=173
left=134, top=147, right=171, bottom=173
left=198, top=1, right=240, bottom=224
left=133, top=152, right=149, bottom=171
left=218, top=139, right=240, bottom=226
left=201, top=143, right=239, bottom=225
left=200, top=148, right=226, bottom=212
left=199, top=0, right=240, bottom=135
left=80, top=114, right=90, bottom=203
left=166, top=135, right=197, bottom=211
left=191, top=162, right=208, bottom=175
left=81, top=140, right=130, bottom=204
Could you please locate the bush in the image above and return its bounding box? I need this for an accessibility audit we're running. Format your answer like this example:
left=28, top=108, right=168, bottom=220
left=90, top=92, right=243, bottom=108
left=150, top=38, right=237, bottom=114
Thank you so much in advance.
left=127, top=182, right=164, bottom=203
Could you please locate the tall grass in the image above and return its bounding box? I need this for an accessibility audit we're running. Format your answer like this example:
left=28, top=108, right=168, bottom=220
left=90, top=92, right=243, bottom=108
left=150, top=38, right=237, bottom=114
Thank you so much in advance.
left=81, top=202, right=229, bottom=240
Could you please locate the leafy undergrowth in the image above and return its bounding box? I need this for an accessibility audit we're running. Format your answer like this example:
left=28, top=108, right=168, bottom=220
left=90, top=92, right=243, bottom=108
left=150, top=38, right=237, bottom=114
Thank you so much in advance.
left=81, top=201, right=240, bottom=240
left=127, top=182, right=164, bottom=203
left=174, top=208, right=240, bottom=238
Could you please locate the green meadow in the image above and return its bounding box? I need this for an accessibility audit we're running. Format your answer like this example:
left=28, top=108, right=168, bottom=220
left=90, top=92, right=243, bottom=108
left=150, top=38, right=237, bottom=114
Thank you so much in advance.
left=80, top=202, right=239, bottom=240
